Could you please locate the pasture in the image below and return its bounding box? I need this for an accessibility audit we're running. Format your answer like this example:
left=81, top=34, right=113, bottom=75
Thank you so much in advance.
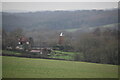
left=2, top=56, right=118, bottom=78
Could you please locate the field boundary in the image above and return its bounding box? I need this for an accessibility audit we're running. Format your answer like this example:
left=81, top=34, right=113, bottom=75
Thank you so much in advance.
left=2, top=53, right=73, bottom=61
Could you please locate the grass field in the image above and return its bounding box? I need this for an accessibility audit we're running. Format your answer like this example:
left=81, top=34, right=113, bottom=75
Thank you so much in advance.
left=2, top=56, right=118, bottom=78
left=49, top=50, right=78, bottom=60
left=2, top=50, right=21, bottom=55
left=0, top=56, right=2, bottom=79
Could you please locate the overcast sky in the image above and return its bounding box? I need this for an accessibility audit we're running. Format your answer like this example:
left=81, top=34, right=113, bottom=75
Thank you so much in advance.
left=2, top=2, right=118, bottom=12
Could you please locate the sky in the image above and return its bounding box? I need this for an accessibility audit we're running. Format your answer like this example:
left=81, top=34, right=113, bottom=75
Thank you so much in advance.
left=1, top=0, right=119, bottom=2
left=2, top=2, right=118, bottom=12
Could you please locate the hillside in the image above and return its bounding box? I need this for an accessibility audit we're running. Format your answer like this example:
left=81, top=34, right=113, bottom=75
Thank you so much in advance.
left=2, top=56, right=118, bottom=78
left=3, top=9, right=118, bottom=31
left=64, top=23, right=118, bottom=32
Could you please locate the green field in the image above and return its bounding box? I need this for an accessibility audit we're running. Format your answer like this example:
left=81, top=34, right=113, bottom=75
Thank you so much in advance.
left=2, top=56, right=118, bottom=78
left=2, top=50, right=21, bottom=55
left=49, top=50, right=78, bottom=60
left=0, top=55, right=2, bottom=79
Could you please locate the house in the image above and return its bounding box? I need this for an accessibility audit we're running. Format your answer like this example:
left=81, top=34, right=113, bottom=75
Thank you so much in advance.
left=16, top=36, right=32, bottom=51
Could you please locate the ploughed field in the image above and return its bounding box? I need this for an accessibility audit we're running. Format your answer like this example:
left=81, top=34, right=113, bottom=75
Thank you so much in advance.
left=2, top=56, right=118, bottom=78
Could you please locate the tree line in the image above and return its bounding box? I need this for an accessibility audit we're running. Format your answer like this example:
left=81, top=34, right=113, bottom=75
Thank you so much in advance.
left=73, top=26, right=119, bottom=65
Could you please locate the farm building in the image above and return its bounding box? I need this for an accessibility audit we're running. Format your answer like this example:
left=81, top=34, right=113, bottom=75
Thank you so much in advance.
left=16, top=36, right=34, bottom=51
left=58, top=32, right=64, bottom=45
left=29, top=47, right=52, bottom=57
